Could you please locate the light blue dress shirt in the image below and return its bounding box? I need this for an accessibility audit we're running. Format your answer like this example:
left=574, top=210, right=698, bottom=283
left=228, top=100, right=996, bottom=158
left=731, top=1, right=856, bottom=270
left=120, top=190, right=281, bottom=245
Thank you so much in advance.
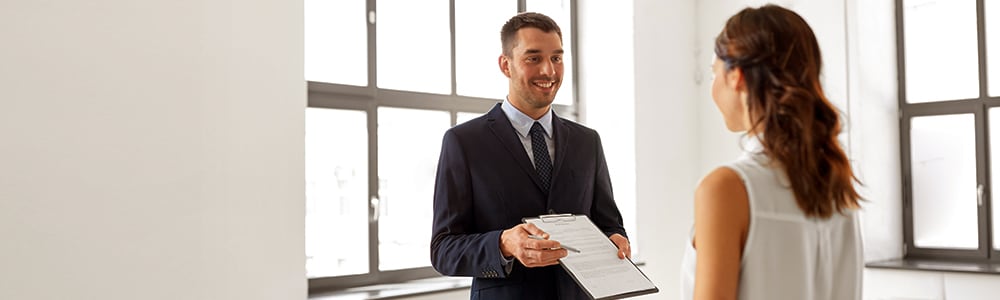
left=500, top=98, right=555, bottom=165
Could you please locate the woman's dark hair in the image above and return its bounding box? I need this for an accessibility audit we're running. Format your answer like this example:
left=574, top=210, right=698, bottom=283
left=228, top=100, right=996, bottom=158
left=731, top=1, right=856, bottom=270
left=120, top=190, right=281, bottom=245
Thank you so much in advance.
left=500, top=12, right=562, bottom=57
left=715, top=4, right=862, bottom=218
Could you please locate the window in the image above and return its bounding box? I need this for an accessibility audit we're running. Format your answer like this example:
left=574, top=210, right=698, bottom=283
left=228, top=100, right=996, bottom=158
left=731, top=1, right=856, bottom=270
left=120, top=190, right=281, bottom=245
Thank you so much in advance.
left=304, top=0, right=367, bottom=86
left=305, top=0, right=581, bottom=292
left=898, top=0, right=1000, bottom=260
left=305, top=108, right=369, bottom=278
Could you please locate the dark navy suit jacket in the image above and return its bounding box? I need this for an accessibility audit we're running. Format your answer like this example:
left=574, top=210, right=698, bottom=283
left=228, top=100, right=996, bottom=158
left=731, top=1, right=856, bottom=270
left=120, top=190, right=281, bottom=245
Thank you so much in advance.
left=430, top=103, right=627, bottom=300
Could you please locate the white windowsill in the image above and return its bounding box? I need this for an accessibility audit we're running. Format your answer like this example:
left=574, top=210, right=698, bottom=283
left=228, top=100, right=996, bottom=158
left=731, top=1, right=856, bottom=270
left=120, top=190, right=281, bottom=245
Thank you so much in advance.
left=308, top=260, right=646, bottom=300
left=866, top=258, right=1000, bottom=275
left=308, top=276, right=472, bottom=300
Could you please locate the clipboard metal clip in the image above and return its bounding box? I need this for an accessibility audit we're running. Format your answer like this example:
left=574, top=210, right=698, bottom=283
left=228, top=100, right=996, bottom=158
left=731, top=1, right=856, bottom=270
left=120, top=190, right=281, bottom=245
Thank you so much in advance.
left=539, top=213, right=577, bottom=223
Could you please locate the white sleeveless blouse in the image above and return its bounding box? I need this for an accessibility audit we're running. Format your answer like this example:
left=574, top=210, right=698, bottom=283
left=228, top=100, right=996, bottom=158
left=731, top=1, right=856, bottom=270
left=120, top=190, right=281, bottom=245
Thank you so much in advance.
left=681, top=139, right=863, bottom=300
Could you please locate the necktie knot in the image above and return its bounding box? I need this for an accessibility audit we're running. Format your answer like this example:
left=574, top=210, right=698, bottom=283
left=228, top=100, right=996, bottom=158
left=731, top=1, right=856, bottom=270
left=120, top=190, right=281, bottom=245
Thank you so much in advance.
left=530, top=122, right=546, bottom=137
left=529, top=122, right=552, bottom=192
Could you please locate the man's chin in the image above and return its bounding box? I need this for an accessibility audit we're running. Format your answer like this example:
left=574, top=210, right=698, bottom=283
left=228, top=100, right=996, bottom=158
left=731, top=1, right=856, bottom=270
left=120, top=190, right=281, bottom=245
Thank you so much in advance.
left=531, top=98, right=556, bottom=108
left=532, top=94, right=558, bottom=104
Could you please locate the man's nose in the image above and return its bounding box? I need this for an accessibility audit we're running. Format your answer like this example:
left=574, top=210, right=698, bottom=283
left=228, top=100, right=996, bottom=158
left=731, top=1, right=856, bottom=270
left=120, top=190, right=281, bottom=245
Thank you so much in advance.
left=539, top=60, right=555, bottom=76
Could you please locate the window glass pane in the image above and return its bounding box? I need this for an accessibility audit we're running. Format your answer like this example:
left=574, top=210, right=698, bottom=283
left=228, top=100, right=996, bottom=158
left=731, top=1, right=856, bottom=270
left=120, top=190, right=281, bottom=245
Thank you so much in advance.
left=903, top=0, right=978, bottom=103
left=305, top=0, right=367, bottom=86
left=305, top=108, right=369, bottom=278
left=377, top=107, right=450, bottom=270
left=456, top=111, right=482, bottom=126
left=911, top=114, right=978, bottom=249
left=527, top=0, right=574, bottom=106
left=991, top=108, right=1000, bottom=250
left=988, top=0, right=1000, bottom=97
left=377, top=0, right=451, bottom=94
left=456, top=1, right=516, bottom=99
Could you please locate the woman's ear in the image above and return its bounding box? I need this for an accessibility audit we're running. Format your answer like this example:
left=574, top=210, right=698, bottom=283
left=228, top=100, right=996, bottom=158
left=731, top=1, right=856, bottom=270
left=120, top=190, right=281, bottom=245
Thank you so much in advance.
left=499, top=55, right=511, bottom=78
left=726, top=67, right=745, bottom=91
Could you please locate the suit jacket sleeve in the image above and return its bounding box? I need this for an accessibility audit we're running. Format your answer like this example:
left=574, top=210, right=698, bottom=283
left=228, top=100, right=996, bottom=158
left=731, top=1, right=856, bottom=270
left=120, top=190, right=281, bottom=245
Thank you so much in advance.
left=429, top=129, right=508, bottom=278
left=589, top=132, right=629, bottom=239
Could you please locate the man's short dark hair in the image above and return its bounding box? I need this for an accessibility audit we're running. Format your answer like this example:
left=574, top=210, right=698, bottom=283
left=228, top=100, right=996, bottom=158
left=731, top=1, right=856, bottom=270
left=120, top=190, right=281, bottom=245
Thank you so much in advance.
left=500, top=12, right=563, bottom=57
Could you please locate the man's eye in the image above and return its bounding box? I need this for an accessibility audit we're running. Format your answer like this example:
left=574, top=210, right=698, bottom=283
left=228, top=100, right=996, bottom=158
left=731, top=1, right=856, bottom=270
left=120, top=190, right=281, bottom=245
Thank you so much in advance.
left=526, top=57, right=539, bottom=63
left=552, top=56, right=562, bottom=63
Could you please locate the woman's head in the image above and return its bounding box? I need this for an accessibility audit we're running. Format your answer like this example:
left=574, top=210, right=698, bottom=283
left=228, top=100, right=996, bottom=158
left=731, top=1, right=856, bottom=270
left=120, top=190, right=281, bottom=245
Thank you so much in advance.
left=712, top=4, right=862, bottom=218
left=712, top=4, right=823, bottom=132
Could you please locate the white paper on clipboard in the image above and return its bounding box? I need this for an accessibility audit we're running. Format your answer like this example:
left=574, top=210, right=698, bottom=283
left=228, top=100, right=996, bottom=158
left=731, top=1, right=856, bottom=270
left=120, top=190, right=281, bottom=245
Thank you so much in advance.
left=523, top=214, right=658, bottom=300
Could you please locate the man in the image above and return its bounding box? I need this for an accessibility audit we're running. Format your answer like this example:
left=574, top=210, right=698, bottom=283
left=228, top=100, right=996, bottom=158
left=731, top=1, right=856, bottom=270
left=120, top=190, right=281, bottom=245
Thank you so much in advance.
left=430, top=12, right=631, bottom=300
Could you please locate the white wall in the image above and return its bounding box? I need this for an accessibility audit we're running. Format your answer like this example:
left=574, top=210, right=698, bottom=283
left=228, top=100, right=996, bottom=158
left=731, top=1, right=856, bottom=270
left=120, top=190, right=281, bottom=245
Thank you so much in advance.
left=865, top=269, right=1000, bottom=300
left=846, top=0, right=904, bottom=263
left=695, top=0, right=746, bottom=172
left=0, top=1, right=305, bottom=299
left=631, top=0, right=701, bottom=298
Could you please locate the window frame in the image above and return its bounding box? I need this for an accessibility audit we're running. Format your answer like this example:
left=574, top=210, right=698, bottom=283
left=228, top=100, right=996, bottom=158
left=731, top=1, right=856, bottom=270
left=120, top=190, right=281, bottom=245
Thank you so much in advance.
left=306, top=0, right=580, bottom=293
left=897, top=0, right=1000, bottom=262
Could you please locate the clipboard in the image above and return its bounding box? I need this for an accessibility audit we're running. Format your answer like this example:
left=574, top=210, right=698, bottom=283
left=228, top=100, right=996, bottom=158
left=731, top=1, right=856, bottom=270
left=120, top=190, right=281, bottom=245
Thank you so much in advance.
left=523, top=213, right=659, bottom=300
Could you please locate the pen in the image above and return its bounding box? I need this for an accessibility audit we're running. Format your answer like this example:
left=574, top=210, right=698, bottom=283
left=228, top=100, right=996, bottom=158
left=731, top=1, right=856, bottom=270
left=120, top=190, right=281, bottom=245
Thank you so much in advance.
left=527, top=235, right=582, bottom=253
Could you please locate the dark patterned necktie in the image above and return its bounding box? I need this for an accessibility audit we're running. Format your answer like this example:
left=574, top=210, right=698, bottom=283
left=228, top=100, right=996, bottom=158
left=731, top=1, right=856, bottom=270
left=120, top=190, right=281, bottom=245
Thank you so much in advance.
left=529, top=122, right=552, bottom=191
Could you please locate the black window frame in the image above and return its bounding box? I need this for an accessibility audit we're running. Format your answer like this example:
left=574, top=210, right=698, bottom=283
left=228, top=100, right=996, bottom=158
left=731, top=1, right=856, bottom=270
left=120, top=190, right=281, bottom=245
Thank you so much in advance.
left=306, top=0, right=580, bottom=293
left=897, top=0, right=1000, bottom=262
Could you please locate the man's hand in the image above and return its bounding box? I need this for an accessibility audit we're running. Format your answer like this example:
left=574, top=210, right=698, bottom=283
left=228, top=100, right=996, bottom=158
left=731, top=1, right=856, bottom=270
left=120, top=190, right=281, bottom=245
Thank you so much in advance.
left=500, top=223, right=568, bottom=268
left=610, top=233, right=631, bottom=259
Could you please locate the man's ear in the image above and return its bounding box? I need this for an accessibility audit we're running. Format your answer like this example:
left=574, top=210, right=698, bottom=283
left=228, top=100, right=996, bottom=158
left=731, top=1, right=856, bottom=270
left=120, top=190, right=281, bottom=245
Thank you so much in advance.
left=499, top=54, right=511, bottom=78
left=727, top=67, right=745, bottom=91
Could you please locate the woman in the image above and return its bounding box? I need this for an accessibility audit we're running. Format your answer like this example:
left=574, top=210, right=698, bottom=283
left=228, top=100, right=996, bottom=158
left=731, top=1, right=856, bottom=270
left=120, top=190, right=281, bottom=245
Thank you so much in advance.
left=682, top=4, right=864, bottom=300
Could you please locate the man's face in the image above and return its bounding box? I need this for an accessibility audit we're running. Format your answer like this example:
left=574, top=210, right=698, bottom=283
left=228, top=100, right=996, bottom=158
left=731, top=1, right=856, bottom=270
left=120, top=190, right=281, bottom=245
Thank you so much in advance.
left=500, top=27, right=564, bottom=110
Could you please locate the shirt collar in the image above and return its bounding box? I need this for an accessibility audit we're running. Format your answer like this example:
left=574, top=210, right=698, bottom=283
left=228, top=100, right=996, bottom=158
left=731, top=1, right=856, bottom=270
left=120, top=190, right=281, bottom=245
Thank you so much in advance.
left=501, top=97, right=553, bottom=138
left=740, top=134, right=768, bottom=161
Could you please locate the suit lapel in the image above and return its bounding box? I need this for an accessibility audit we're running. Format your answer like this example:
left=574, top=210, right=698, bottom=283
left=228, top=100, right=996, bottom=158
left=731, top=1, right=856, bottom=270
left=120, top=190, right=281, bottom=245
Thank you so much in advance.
left=486, top=104, right=548, bottom=193
left=550, top=113, right=569, bottom=191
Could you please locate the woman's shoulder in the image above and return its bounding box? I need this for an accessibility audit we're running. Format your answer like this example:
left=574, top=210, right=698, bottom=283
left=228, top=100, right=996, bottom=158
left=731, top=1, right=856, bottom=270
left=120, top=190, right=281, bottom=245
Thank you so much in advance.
left=699, top=166, right=741, bottom=188
left=696, top=166, right=748, bottom=208
left=693, top=165, right=751, bottom=261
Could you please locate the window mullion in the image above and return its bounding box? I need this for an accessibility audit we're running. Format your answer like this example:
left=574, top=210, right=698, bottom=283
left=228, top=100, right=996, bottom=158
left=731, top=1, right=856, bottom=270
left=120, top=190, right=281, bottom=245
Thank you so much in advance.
left=976, top=104, right=990, bottom=258
left=897, top=0, right=913, bottom=258
left=368, top=102, right=380, bottom=276
left=977, top=0, right=996, bottom=260
left=367, top=0, right=380, bottom=277
left=984, top=105, right=1000, bottom=261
